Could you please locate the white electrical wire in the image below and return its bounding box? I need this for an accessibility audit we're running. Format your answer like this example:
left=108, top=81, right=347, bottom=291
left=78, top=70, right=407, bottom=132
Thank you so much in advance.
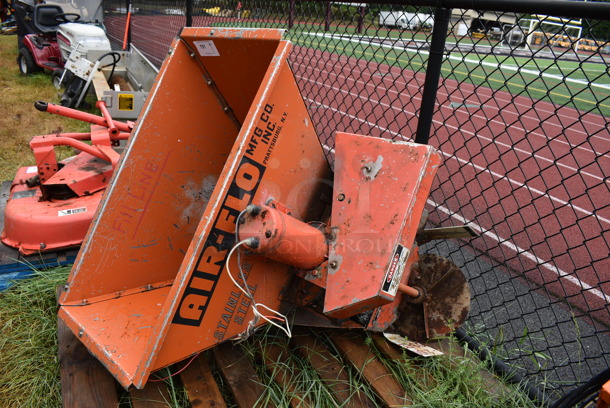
left=225, top=238, right=293, bottom=339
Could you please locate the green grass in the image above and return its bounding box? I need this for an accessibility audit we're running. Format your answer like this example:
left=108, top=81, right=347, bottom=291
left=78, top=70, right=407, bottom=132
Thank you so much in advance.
left=0, top=269, right=541, bottom=408
left=0, top=268, right=70, bottom=408
left=0, top=35, right=92, bottom=181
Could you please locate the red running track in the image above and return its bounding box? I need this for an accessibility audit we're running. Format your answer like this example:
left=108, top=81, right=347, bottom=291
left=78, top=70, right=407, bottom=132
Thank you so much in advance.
left=287, top=44, right=609, bottom=324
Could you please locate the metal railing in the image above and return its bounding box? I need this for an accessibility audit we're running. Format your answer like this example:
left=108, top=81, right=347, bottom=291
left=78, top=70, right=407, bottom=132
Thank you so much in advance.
left=101, top=0, right=610, bottom=402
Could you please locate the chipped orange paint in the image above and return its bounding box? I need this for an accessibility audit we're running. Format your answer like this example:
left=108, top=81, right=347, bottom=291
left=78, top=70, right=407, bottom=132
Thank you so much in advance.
left=324, top=132, right=441, bottom=320
left=238, top=204, right=328, bottom=270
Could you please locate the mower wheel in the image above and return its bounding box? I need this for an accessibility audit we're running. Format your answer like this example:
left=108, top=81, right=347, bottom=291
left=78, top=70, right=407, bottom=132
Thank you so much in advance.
left=52, top=69, right=65, bottom=89
left=60, top=76, right=85, bottom=108
left=17, top=47, right=40, bottom=75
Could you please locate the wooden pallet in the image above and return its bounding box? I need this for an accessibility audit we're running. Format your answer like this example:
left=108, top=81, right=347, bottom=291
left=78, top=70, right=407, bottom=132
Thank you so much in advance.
left=58, top=319, right=504, bottom=407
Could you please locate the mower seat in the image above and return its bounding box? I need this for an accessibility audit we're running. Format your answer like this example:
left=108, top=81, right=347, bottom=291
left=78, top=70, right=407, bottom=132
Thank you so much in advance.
left=33, top=4, right=63, bottom=34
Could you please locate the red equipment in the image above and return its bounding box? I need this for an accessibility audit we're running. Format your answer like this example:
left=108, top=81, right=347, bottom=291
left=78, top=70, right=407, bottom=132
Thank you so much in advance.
left=14, top=1, right=109, bottom=77
left=1, top=101, right=132, bottom=255
left=15, top=2, right=71, bottom=74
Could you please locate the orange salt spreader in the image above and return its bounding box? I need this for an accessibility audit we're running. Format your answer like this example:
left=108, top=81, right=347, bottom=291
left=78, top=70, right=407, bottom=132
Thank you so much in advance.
left=58, top=27, right=474, bottom=390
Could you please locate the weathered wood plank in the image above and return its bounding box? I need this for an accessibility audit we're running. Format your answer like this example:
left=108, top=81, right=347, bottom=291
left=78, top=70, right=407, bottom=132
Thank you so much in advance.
left=330, top=331, right=411, bottom=407
left=91, top=69, right=110, bottom=100
left=262, top=341, right=313, bottom=408
left=58, top=317, right=119, bottom=408
left=180, top=355, right=227, bottom=408
left=292, top=328, right=374, bottom=408
left=370, top=333, right=437, bottom=389
left=130, top=380, right=170, bottom=408
left=213, top=342, right=274, bottom=408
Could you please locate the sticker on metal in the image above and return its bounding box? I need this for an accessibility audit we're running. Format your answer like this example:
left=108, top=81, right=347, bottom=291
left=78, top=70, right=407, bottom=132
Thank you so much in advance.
left=193, top=40, right=220, bottom=56
left=118, top=94, right=134, bottom=110
left=58, top=207, right=87, bottom=217
left=381, top=244, right=409, bottom=296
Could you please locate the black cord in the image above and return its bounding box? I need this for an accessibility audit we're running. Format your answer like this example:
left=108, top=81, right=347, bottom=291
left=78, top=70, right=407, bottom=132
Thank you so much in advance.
left=96, top=51, right=121, bottom=81
left=550, top=367, right=610, bottom=408
left=454, top=327, right=552, bottom=407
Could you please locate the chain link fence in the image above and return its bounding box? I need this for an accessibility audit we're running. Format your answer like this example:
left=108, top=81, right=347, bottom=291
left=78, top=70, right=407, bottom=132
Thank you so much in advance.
left=101, top=0, right=610, bottom=402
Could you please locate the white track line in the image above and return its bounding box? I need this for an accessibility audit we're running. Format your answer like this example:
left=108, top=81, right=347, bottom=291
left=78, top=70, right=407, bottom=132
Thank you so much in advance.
left=291, top=53, right=609, bottom=158
left=293, top=35, right=610, bottom=143
left=302, top=32, right=610, bottom=92
left=307, top=97, right=610, bottom=226
left=291, top=51, right=610, bottom=154
left=428, top=198, right=610, bottom=303
left=297, top=73, right=608, bottom=186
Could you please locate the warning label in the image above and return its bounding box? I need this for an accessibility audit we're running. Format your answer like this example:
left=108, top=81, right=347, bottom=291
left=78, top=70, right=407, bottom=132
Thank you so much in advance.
left=58, top=207, right=87, bottom=217
left=118, top=94, right=134, bottom=111
left=381, top=244, right=409, bottom=296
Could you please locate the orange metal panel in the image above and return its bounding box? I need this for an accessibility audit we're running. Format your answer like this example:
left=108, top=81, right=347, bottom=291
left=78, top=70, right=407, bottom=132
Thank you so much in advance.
left=324, top=132, right=441, bottom=319
left=152, top=32, right=331, bottom=379
left=180, top=28, right=285, bottom=124
left=61, top=32, right=241, bottom=303
left=59, top=28, right=331, bottom=389
left=598, top=379, right=610, bottom=408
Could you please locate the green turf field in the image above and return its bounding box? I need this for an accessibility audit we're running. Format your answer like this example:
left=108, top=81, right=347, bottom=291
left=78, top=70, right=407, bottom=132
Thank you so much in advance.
left=208, top=18, right=609, bottom=116
left=286, top=30, right=610, bottom=116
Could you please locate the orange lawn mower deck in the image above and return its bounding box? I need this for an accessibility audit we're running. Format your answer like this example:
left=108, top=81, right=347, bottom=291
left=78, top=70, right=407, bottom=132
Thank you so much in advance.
left=0, top=101, right=133, bottom=287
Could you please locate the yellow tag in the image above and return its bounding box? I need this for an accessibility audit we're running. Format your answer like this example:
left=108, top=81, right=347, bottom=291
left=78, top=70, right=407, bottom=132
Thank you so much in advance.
left=118, top=94, right=134, bottom=111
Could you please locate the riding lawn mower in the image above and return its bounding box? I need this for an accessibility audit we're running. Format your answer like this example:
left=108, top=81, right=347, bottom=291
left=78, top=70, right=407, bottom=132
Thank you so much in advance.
left=14, top=0, right=108, bottom=75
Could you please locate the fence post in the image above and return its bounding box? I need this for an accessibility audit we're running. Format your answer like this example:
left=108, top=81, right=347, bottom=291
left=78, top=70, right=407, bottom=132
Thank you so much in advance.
left=325, top=2, right=331, bottom=32
left=288, top=0, right=295, bottom=29
left=124, top=0, right=131, bottom=51
left=186, top=0, right=193, bottom=27
left=414, top=7, right=451, bottom=145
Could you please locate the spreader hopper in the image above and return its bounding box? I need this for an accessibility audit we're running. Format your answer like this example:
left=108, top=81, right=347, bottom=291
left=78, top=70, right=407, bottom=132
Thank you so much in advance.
left=59, top=27, right=332, bottom=389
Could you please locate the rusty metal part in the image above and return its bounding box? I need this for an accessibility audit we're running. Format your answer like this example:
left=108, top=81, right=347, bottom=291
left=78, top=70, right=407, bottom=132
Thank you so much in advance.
left=109, top=75, right=130, bottom=91
left=238, top=204, right=327, bottom=270
left=391, top=253, right=470, bottom=342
